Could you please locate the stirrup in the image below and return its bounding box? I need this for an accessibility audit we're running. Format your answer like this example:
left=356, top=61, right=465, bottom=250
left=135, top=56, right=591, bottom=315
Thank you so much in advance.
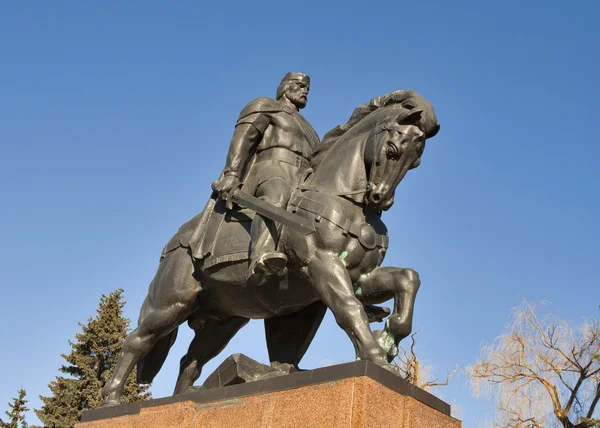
left=246, top=252, right=288, bottom=286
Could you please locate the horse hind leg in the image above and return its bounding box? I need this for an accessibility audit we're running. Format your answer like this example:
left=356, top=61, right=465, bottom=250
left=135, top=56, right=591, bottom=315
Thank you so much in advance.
left=136, top=328, right=179, bottom=384
left=102, top=247, right=200, bottom=406
left=173, top=316, right=249, bottom=395
left=125, top=295, right=179, bottom=384
left=265, top=300, right=327, bottom=372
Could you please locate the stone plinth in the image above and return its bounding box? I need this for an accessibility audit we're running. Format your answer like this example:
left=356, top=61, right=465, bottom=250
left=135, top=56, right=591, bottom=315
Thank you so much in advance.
left=78, top=361, right=461, bottom=428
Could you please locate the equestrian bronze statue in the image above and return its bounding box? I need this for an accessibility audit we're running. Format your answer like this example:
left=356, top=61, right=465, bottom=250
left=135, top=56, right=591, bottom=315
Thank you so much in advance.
left=102, top=73, right=440, bottom=406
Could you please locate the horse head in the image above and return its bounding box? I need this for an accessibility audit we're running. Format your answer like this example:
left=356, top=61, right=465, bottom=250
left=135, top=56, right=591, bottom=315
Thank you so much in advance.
left=309, top=90, right=439, bottom=211
left=364, top=108, right=427, bottom=211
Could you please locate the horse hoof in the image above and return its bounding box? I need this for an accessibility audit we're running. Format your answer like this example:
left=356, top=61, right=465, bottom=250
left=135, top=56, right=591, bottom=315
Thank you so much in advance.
left=100, top=399, right=120, bottom=408
left=364, top=305, right=391, bottom=323
left=380, top=362, right=401, bottom=376
left=181, top=385, right=205, bottom=395
left=373, top=329, right=398, bottom=362
left=270, top=362, right=301, bottom=374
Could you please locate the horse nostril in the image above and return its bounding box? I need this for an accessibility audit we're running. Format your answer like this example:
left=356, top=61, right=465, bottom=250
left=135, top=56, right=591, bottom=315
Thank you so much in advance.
left=372, top=193, right=381, bottom=202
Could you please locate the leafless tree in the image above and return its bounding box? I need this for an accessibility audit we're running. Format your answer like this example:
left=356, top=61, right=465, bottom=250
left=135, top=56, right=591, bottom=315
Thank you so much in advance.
left=394, top=332, right=458, bottom=392
left=468, top=301, right=600, bottom=428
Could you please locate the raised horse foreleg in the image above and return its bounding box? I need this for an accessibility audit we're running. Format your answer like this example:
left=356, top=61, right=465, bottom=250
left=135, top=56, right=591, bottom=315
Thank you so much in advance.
left=356, top=267, right=420, bottom=361
left=307, top=253, right=388, bottom=366
left=102, top=248, right=201, bottom=406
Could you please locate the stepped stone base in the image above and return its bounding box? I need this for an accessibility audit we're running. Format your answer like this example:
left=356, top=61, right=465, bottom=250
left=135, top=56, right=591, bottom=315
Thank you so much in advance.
left=78, top=361, right=461, bottom=428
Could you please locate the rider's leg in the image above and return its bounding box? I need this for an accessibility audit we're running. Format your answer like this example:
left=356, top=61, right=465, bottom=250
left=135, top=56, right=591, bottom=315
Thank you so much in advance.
left=173, top=316, right=249, bottom=394
left=246, top=177, right=291, bottom=285
left=102, top=248, right=200, bottom=405
left=307, top=252, right=388, bottom=366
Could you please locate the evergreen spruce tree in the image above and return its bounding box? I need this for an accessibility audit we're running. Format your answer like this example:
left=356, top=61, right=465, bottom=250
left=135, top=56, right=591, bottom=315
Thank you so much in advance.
left=35, top=289, right=151, bottom=428
left=0, top=389, right=29, bottom=428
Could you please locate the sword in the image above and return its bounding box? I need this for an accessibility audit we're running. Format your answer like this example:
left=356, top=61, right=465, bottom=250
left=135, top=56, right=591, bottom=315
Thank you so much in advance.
left=227, top=189, right=316, bottom=235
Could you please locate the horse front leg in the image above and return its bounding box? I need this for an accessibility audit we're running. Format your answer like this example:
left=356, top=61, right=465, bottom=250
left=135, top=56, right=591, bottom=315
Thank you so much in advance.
left=307, top=252, right=388, bottom=367
left=356, top=267, right=420, bottom=362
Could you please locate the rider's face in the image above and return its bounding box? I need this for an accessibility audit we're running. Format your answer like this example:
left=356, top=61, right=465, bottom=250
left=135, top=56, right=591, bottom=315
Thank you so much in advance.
left=285, top=81, right=309, bottom=109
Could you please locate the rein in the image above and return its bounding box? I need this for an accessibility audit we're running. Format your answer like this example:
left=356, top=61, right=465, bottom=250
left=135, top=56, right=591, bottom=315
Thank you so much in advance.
left=290, top=126, right=391, bottom=251
left=301, top=124, right=389, bottom=201
left=296, top=184, right=368, bottom=199
left=366, top=123, right=390, bottom=196
left=289, top=190, right=388, bottom=251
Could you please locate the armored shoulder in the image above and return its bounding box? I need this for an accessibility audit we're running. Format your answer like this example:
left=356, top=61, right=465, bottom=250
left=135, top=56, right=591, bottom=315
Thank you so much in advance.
left=237, top=97, right=283, bottom=120
left=235, top=97, right=283, bottom=132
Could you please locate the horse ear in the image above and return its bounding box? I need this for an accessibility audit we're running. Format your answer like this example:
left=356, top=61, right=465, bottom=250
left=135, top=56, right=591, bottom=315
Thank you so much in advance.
left=397, top=108, right=423, bottom=124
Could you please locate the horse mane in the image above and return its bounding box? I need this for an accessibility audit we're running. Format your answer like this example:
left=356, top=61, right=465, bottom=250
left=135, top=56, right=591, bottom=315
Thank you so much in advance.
left=310, top=89, right=440, bottom=169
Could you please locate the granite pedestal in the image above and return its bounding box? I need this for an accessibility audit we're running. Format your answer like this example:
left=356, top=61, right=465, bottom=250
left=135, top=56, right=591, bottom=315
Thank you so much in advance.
left=78, top=361, right=461, bottom=428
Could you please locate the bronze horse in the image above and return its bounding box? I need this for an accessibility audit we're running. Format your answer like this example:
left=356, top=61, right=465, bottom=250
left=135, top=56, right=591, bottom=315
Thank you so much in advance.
left=102, top=90, right=439, bottom=405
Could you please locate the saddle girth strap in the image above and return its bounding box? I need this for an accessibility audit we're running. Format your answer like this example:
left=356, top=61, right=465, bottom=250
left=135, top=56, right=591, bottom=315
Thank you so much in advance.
left=289, top=195, right=388, bottom=250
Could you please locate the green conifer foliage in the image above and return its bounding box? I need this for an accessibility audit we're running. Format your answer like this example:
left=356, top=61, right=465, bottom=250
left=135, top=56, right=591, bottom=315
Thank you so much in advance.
left=35, top=289, right=151, bottom=428
left=0, top=389, right=29, bottom=428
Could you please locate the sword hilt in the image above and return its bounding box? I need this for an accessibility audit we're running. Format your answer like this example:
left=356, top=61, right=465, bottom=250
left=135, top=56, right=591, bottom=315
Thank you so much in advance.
left=225, top=186, right=243, bottom=210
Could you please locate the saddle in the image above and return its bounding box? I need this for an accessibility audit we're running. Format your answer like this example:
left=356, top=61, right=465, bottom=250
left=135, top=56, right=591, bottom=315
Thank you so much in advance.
left=202, top=207, right=256, bottom=270
left=160, top=197, right=256, bottom=271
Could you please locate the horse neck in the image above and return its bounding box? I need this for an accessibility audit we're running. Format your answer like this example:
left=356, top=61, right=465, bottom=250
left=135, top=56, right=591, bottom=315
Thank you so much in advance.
left=308, top=130, right=369, bottom=200
left=309, top=106, right=402, bottom=197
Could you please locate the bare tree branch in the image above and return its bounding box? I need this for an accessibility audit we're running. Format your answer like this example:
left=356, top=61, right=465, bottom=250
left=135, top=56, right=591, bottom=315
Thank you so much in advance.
left=586, top=380, right=600, bottom=420
left=468, top=301, right=600, bottom=428
left=393, top=331, right=457, bottom=392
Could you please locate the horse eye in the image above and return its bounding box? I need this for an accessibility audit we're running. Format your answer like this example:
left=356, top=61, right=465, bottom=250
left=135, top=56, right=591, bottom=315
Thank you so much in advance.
left=386, top=143, right=399, bottom=160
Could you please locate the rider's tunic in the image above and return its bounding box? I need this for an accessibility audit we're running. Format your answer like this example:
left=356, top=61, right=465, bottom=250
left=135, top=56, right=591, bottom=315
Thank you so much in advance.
left=225, top=97, right=320, bottom=194
left=160, top=98, right=320, bottom=263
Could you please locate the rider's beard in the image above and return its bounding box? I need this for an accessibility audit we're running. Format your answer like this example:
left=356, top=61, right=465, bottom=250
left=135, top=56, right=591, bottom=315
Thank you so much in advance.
left=288, top=91, right=307, bottom=109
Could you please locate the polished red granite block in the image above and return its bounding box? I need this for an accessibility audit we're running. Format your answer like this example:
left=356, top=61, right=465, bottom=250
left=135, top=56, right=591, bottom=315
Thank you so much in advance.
left=76, top=376, right=460, bottom=428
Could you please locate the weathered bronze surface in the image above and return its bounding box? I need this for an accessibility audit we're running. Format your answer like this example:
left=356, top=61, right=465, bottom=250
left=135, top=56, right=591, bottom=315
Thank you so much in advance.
left=101, top=73, right=440, bottom=406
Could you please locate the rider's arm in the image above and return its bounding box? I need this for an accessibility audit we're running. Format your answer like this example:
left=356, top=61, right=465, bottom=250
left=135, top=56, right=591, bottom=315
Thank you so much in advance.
left=223, top=114, right=270, bottom=178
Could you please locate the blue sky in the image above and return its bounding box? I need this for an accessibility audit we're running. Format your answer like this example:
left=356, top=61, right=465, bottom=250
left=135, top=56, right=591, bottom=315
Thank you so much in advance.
left=1, top=1, right=598, bottom=426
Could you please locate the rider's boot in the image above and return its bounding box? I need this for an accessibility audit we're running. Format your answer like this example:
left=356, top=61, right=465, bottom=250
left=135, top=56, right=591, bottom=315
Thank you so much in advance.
left=246, top=214, right=287, bottom=286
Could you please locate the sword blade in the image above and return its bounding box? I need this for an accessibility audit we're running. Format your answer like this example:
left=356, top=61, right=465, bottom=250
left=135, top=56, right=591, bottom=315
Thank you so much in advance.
left=231, top=190, right=316, bottom=235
